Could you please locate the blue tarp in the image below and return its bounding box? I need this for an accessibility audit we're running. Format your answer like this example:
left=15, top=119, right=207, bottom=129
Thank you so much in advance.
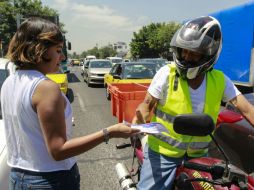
left=211, top=2, right=254, bottom=83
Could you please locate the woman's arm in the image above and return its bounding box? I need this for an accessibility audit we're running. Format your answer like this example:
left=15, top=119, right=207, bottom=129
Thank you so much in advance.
left=32, top=80, right=139, bottom=161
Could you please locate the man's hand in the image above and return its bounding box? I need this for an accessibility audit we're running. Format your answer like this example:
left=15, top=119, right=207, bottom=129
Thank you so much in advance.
left=135, top=110, right=146, bottom=124
left=132, top=92, right=158, bottom=124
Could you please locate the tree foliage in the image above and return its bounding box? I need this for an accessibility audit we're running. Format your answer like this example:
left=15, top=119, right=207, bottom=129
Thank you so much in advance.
left=0, top=1, right=16, bottom=54
left=0, top=0, right=62, bottom=56
left=130, top=22, right=181, bottom=60
left=98, top=46, right=117, bottom=58
left=77, top=45, right=116, bottom=59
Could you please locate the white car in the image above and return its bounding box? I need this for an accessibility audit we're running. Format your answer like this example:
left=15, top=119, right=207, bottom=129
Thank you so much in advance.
left=85, top=55, right=96, bottom=61
left=83, top=59, right=112, bottom=86
left=106, top=57, right=123, bottom=65
left=0, top=58, right=16, bottom=190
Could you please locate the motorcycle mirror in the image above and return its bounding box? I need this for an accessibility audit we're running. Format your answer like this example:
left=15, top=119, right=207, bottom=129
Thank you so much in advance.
left=173, top=114, right=215, bottom=136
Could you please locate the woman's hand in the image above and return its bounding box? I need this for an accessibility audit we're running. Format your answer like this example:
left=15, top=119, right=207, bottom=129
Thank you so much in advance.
left=108, top=123, right=140, bottom=139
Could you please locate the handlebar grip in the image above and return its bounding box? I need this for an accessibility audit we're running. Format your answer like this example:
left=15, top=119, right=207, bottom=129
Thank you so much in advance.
left=116, top=143, right=131, bottom=149
left=184, top=161, right=225, bottom=180
left=183, top=161, right=212, bottom=173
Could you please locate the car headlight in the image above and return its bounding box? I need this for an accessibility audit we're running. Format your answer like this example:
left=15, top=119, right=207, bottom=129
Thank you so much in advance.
left=90, top=73, right=97, bottom=76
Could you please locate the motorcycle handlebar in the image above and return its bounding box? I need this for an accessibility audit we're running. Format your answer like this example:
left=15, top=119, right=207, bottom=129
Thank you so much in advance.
left=116, top=143, right=132, bottom=149
left=183, top=161, right=212, bottom=172
left=183, top=161, right=225, bottom=180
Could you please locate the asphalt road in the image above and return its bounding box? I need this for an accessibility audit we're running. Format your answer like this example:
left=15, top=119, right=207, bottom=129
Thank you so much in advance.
left=67, top=66, right=136, bottom=190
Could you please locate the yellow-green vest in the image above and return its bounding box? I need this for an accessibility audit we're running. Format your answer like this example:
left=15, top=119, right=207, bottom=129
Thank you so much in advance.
left=148, top=64, right=225, bottom=158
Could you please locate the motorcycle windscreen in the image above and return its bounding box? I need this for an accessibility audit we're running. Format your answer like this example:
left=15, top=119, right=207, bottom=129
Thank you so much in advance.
left=209, top=121, right=254, bottom=174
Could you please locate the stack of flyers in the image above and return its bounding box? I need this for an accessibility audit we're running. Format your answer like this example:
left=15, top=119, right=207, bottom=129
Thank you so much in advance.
left=128, top=122, right=169, bottom=134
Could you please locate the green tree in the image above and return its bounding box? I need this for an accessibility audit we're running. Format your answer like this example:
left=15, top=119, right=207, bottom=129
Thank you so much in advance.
left=87, top=47, right=100, bottom=58
left=75, top=45, right=116, bottom=59
left=98, top=45, right=116, bottom=58
left=80, top=51, right=87, bottom=59
left=72, top=52, right=79, bottom=59
left=0, top=0, right=63, bottom=56
left=130, top=22, right=181, bottom=60
left=0, top=1, right=16, bottom=55
left=130, top=23, right=161, bottom=59
left=156, top=22, right=181, bottom=60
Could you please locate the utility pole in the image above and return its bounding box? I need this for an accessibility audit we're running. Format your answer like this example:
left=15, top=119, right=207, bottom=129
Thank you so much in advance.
left=13, top=0, right=25, bottom=29
left=13, top=0, right=16, bottom=14
left=13, top=0, right=20, bottom=29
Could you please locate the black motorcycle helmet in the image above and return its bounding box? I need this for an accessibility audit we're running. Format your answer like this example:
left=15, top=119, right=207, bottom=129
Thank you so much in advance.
left=170, top=16, right=222, bottom=79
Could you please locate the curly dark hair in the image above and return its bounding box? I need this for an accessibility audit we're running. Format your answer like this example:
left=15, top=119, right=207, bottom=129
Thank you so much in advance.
left=7, top=17, right=64, bottom=69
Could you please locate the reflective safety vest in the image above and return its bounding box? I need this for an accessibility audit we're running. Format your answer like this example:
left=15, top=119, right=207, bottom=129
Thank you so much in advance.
left=148, top=64, right=225, bottom=158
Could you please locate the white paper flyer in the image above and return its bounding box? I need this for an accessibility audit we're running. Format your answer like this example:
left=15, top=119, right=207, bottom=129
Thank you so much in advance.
left=130, top=122, right=169, bottom=134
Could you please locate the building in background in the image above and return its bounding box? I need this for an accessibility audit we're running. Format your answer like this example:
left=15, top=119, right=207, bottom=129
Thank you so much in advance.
left=113, top=42, right=128, bottom=58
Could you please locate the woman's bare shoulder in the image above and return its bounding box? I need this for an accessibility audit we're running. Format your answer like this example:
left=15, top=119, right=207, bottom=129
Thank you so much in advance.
left=32, top=79, right=62, bottom=105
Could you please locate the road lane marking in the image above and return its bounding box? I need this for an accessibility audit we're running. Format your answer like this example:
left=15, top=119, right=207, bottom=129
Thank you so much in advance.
left=76, top=92, right=87, bottom=112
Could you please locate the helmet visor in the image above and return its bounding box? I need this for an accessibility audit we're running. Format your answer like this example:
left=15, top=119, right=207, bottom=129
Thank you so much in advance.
left=171, top=27, right=220, bottom=56
left=172, top=47, right=206, bottom=68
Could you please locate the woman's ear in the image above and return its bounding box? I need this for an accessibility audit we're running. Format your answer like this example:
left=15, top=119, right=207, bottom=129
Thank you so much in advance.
left=41, top=50, right=51, bottom=63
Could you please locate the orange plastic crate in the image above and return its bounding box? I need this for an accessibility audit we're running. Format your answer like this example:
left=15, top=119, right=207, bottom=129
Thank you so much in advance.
left=108, top=83, right=150, bottom=123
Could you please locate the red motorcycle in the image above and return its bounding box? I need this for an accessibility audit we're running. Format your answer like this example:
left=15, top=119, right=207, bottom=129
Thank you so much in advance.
left=115, top=110, right=254, bottom=190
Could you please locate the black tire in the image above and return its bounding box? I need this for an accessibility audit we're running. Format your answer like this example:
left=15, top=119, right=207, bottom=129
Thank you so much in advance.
left=105, top=86, right=111, bottom=100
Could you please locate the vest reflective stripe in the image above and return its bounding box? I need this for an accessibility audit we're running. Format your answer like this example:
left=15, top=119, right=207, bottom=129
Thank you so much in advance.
left=152, top=133, right=211, bottom=150
left=189, top=142, right=210, bottom=149
left=153, top=110, right=211, bottom=150
left=152, top=133, right=188, bottom=149
left=155, top=109, right=175, bottom=123
left=148, top=64, right=225, bottom=158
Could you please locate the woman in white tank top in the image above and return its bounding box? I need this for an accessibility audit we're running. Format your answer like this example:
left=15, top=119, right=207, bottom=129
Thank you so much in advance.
left=1, top=17, right=139, bottom=190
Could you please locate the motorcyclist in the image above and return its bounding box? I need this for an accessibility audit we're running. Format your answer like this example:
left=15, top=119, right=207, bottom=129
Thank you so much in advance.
left=132, top=16, right=254, bottom=190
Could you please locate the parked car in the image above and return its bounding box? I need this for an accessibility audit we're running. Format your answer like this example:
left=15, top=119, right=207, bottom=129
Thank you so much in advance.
left=85, top=55, right=96, bottom=61
left=82, top=59, right=112, bottom=87
left=209, top=93, right=254, bottom=174
left=123, top=59, right=130, bottom=62
left=72, top=58, right=80, bottom=66
left=0, top=58, right=16, bottom=190
left=46, top=69, right=69, bottom=97
left=139, top=58, right=168, bottom=71
left=104, top=62, right=157, bottom=100
left=106, top=57, right=123, bottom=65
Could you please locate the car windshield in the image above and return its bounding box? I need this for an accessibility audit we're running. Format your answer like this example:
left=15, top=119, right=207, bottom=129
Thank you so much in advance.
left=123, top=64, right=156, bottom=79
left=112, top=59, right=122, bottom=63
left=0, top=69, right=8, bottom=90
left=140, top=58, right=167, bottom=70
left=0, top=69, right=9, bottom=119
left=90, top=61, right=112, bottom=68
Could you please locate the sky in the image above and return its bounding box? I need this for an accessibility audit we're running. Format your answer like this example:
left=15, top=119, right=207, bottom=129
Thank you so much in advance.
left=41, top=0, right=253, bottom=54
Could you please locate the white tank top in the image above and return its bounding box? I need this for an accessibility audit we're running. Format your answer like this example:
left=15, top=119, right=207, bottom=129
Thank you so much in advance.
left=1, top=70, right=76, bottom=172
